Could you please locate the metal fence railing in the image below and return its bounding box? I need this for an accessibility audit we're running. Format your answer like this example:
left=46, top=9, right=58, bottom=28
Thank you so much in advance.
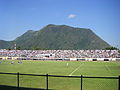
left=0, top=72, right=119, bottom=90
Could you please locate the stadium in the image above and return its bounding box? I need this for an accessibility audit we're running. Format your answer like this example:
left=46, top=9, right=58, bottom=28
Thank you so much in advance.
left=1, top=0, right=120, bottom=89
left=0, top=49, right=120, bottom=90
left=0, top=26, right=120, bottom=90
left=0, top=49, right=120, bottom=61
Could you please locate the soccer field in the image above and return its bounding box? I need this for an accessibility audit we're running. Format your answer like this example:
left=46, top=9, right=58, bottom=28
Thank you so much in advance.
left=0, top=60, right=120, bottom=90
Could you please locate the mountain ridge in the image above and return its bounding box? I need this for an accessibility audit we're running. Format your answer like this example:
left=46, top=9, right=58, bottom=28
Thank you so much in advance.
left=0, top=24, right=111, bottom=50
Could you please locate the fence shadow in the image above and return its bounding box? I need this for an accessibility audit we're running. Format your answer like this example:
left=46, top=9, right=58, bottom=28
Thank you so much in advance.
left=0, top=85, right=52, bottom=90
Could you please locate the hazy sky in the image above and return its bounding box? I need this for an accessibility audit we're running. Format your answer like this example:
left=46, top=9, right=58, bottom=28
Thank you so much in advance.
left=0, top=0, right=120, bottom=48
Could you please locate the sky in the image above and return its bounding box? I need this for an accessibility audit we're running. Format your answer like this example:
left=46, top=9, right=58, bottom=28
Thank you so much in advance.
left=0, top=0, right=120, bottom=48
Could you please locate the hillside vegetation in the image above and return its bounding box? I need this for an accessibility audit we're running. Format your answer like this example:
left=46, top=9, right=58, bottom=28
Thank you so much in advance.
left=0, top=24, right=110, bottom=49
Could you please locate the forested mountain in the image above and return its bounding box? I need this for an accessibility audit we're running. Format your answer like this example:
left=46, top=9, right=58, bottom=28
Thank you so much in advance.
left=0, top=24, right=111, bottom=50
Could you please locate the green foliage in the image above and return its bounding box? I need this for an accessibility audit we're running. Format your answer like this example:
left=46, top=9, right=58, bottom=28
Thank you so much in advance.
left=0, top=40, right=11, bottom=49
left=104, top=47, right=119, bottom=50
left=16, top=46, right=21, bottom=50
left=0, top=24, right=110, bottom=50
left=31, top=46, right=48, bottom=50
left=118, top=50, right=120, bottom=53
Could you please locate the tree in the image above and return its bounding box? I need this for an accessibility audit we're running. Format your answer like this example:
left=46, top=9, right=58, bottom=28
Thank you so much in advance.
left=118, top=50, right=120, bottom=53
left=7, top=47, right=11, bottom=50
left=31, top=46, right=48, bottom=50
left=104, top=47, right=119, bottom=50
left=16, top=46, right=21, bottom=50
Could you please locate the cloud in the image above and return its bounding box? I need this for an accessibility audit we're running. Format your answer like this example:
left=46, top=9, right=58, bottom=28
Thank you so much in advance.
left=68, top=14, right=76, bottom=19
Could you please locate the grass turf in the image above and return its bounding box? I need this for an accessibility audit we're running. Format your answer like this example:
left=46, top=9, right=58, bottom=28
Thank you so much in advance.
left=0, top=60, right=120, bottom=90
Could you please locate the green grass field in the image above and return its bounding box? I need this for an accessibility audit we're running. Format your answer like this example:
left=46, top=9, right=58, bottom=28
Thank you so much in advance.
left=0, top=60, right=120, bottom=90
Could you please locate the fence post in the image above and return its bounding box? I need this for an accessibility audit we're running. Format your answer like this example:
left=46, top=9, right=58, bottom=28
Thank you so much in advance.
left=17, top=72, right=19, bottom=90
left=81, top=75, right=83, bottom=90
left=118, top=76, right=120, bottom=90
left=46, top=74, right=48, bottom=90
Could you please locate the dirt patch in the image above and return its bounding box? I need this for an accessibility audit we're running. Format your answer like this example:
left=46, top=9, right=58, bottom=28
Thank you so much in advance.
left=116, top=66, right=120, bottom=68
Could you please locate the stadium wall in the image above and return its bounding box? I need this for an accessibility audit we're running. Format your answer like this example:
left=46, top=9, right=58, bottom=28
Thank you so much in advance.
left=0, top=56, right=120, bottom=61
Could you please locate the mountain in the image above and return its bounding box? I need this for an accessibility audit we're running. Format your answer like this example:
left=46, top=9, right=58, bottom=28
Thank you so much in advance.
left=0, top=40, right=13, bottom=49
left=0, top=24, right=111, bottom=50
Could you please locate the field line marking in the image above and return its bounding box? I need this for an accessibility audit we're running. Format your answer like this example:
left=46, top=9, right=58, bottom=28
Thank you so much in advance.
left=69, top=63, right=84, bottom=76
left=105, top=65, right=111, bottom=72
